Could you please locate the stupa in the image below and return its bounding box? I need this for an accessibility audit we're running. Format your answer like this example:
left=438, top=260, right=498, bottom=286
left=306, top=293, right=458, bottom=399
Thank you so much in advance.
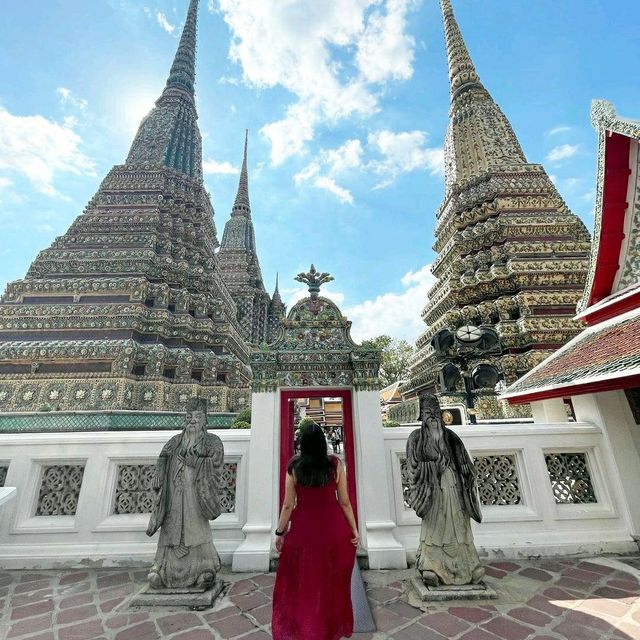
left=218, top=132, right=285, bottom=346
left=399, top=0, right=591, bottom=420
left=0, top=0, right=275, bottom=413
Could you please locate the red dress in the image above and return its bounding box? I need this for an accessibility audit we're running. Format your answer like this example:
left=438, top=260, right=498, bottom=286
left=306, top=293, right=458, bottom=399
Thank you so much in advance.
left=272, top=456, right=356, bottom=640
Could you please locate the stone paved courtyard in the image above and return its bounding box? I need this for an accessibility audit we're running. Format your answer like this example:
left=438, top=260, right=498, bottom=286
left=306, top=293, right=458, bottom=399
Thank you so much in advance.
left=0, top=557, right=639, bottom=640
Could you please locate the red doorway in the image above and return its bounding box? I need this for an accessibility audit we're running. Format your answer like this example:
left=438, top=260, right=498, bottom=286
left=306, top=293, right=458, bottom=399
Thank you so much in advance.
left=279, top=389, right=358, bottom=523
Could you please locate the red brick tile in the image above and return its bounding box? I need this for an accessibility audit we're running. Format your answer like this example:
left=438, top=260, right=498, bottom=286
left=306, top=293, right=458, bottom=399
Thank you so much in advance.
left=576, top=561, right=615, bottom=575
left=157, top=612, right=203, bottom=636
left=555, top=577, right=594, bottom=593
left=481, top=617, right=534, bottom=640
left=564, top=568, right=603, bottom=583
left=394, top=622, right=446, bottom=640
left=228, top=579, right=255, bottom=596
left=458, top=630, right=502, bottom=640
left=563, top=608, right=615, bottom=631
left=8, top=613, right=53, bottom=638
left=231, top=590, right=270, bottom=611
left=490, top=562, right=521, bottom=572
left=541, top=587, right=581, bottom=602
left=449, top=606, right=495, bottom=623
left=11, top=599, right=54, bottom=620
left=579, top=597, right=630, bottom=618
left=172, top=630, right=216, bottom=640
left=114, top=621, right=159, bottom=640
left=527, top=596, right=567, bottom=616
left=385, top=600, right=421, bottom=619
left=105, top=613, right=149, bottom=629
left=96, top=572, right=131, bottom=589
left=0, top=573, right=14, bottom=587
left=519, top=568, right=553, bottom=582
left=20, top=573, right=52, bottom=583
left=11, top=589, right=54, bottom=607
left=613, top=621, right=640, bottom=638
left=372, top=607, right=404, bottom=632
left=204, top=605, right=241, bottom=623
left=484, top=567, right=507, bottom=579
left=251, top=574, right=275, bottom=587
left=552, top=620, right=601, bottom=640
left=608, top=578, right=640, bottom=591
left=58, top=620, right=105, bottom=640
left=240, top=633, right=272, bottom=640
left=594, top=586, right=635, bottom=599
left=99, top=597, right=127, bottom=613
left=20, top=633, right=55, bottom=640
left=60, top=593, right=94, bottom=609
left=56, top=604, right=99, bottom=625
left=13, top=580, right=51, bottom=595
left=97, top=584, right=134, bottom=602
left=247, top=603, right=272, bottom=626
left=209, top=614, right=257, bottom=638
left=420, top=611, right=470, bottom=636
left=538, top=561, right=566, bottom=573
left=59, top=572, right=89, bottom=586
left=507, top=606, right=553, bottom=627
left=260, top=585, right=274, bottom=598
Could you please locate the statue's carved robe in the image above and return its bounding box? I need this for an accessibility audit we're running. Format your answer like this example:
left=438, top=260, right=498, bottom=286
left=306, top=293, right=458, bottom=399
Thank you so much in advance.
left=406, top=427, right=483, bottom=585
left=147, top=432, right=223, bottom=588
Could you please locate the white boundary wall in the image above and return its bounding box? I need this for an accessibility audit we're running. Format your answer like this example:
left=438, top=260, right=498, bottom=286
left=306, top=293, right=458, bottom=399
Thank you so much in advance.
left=0, top=430, right=250, bottom=570
left=384, top=421, right=639, bottom=561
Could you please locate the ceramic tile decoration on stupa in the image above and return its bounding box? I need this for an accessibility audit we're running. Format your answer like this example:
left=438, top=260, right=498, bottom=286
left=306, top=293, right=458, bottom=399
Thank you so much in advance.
left=398, top=0, right=591, bottom=421
left=218, top=132, right=285, bottom=346
left=0, top=0, right=276, bottom=414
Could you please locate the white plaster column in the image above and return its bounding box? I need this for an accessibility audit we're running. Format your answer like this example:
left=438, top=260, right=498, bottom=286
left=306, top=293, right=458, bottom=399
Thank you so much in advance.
left=572, top=390, right=640, bottom=542
left=530, top=398, right=568, bottom=423
left=352, top=389, right=407, bottom=569
left=232, top=391, right=279, bottom=571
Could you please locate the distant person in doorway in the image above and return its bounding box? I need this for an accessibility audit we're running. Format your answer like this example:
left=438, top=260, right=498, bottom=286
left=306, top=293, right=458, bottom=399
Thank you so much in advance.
left=272, top=421, right=359, bottom=640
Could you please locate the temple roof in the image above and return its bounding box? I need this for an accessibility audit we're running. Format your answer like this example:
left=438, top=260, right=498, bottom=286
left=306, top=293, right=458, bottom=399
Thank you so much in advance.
left=502, top=310, right=640, bottom=404
left=577, top=101, right=640, bottom=320
left=125, top=0, right=203, bottom=178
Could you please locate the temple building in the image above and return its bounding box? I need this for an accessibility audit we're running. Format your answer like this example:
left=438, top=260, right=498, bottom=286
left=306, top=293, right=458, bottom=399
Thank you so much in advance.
left=0, top=0, right=280, bottom=414
left=218, top=133, right=284, bottom=346
left=398, top=0, right=591, bottom=420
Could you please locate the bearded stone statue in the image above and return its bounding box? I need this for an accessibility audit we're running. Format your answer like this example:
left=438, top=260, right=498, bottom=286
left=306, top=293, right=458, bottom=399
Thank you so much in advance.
left=146, top=397, right=224, bottom=591
left=406, top=394, right=485, bottom=587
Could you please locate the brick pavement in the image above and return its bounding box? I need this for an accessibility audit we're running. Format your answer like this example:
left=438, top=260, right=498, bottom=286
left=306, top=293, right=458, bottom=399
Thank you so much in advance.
left=0, top=557, right=639, bottom=639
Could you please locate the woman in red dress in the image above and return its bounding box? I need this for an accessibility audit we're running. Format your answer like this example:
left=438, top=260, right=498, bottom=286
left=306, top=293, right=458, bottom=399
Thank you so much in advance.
left=272, top=422, right=360, bottom=640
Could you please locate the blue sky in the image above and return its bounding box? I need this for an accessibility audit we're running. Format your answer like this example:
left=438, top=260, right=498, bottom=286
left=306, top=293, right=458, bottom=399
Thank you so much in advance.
left=0, top=0, right=638, bottom=342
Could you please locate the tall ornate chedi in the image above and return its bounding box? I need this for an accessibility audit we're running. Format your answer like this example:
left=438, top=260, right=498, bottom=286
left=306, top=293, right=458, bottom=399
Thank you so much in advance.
left=218, top=132, right=285, bottom=345
left=400, top=0, right=590, bottom=418
left=0, top=0, right=253, bottom=413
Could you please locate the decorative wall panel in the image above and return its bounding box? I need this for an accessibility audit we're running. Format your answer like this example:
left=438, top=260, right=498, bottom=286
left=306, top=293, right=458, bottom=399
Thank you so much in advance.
left=0, top=465, right=7, bottom=487
left=474, top=454, right=521, bottom=505
left=36, top=464, right=85, bottom=516
left=544, top=453, right=597, bottom=504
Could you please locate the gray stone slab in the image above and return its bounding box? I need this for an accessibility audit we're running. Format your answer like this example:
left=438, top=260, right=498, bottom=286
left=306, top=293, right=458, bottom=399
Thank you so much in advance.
left=130, top=580, right=224, bottom=610
left=410, top=577, right=497, bottom=602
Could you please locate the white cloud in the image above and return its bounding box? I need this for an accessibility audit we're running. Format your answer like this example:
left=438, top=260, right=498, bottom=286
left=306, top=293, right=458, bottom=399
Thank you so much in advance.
left=0, top=177, right=12, bottom=191
left=582, top=189, right=595, bottom=202
left=294, top=139, right=363, bottom=203
left=57, top=87, right=88, bottom=112
left=546, top=144, right=579, bottom=164
left=344, top=263, right=436, bottom=342
left=203, top=159, right=239, bottom=175
left=368, top=130, right=444, bottom=187
left=214, top=0, right=418, bottom=163
left=546, top=125, right=571, bottom=136
left=0, top=106, right=96, bottom=197
left=156, top=11, right=176, bottom=34
left=356, top=0, right=416, bottom=83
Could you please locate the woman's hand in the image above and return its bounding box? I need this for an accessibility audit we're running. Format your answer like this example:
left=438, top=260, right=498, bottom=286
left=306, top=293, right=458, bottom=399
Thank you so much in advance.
left=351, top=529, right=360, bottom=548
left=275, top=535, right=285, bottom=553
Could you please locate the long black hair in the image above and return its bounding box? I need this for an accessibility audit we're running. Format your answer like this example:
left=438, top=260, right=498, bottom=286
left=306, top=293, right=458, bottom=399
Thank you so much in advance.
left=288, top=422, right=334, bottom=487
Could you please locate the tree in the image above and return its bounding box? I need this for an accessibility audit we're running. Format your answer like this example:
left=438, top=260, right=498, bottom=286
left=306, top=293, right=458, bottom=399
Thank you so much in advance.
left=362, top=334, right=415, bottom=387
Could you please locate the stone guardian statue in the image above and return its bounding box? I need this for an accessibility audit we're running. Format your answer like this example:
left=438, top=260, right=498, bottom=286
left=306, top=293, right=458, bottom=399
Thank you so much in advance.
left=406, top=394, right=485, bottom=586
left=146, top=397, right=224, bottom=591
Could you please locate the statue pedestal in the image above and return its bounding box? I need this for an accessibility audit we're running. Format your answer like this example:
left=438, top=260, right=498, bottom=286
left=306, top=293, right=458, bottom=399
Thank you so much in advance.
left=130, top=581, right=224, bottom=610
left=410, top=577, right=497, bottom=602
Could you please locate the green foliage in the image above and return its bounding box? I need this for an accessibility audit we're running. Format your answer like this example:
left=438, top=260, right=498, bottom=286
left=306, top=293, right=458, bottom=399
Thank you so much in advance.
left=233, top=409, right=251, bottom=425
left=383, top=420, right=401, bottom=428
left=231, top=420, right=251, bottom=429
left=298, top=417, right=318, bottom=431
left=361, top=334, right=415, bottom=386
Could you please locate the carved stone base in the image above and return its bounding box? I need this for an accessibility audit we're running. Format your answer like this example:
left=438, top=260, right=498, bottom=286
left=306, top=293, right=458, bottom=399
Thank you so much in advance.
left=410, top=576, right=497, bottom=602
left=130, top=580, right=224, bottom=610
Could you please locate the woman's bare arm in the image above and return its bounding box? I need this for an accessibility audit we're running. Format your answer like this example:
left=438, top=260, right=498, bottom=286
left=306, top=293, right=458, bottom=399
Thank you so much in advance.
left=336, top=462, right=360, bottom=547
left=276, top=471, right=297, bottom=534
